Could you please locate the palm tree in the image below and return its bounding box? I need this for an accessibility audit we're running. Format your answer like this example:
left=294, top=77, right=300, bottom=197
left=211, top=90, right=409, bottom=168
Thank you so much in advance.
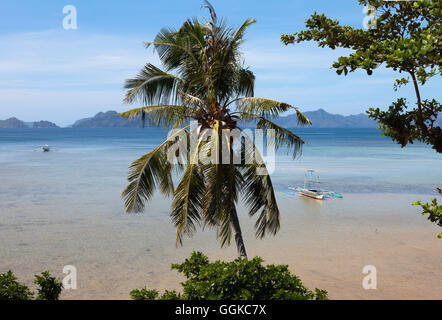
left=120, top=1, right=311, bottom=259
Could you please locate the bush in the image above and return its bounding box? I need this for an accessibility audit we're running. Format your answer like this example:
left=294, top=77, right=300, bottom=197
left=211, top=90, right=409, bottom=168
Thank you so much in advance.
left=0, top=271, right=34, bottom=300
left=34, top=271, right=63, bottom=300
left=130, top=288, right=181, bottom=300
left=413, top=198, right=442, bottom=239
left=0, top=270, right=63, bottom=300
left=130, top=252, right=328, bottom=300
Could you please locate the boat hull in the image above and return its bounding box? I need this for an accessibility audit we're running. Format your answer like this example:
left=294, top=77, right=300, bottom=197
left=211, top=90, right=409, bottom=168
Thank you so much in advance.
left=299, top=189, right=324, bottom=200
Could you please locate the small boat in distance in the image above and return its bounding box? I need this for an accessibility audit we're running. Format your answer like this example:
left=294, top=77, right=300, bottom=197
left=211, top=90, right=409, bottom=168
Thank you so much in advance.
left=35, top=144, right=52, bottom=152
left=298, top=170, right=324, bottom=200
left=289, top=170, right=343, bottom=200
left=41, top=144, right=51, bottom=152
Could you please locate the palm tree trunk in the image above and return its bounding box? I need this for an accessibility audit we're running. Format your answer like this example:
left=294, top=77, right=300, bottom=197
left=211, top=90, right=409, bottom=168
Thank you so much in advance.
left=231, top=211, right=248, bottom=260
left=227, top=135, right=248, bottom=260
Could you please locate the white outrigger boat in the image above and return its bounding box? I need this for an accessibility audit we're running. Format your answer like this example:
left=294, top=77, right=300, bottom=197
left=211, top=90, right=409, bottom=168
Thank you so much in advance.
left=34, top=144, right=53, bottom=152
left=298, top=170, right=324, bottom=199
left=41, top=144, right=51, bottom=152
left=289, top=170, right=343, bottom=200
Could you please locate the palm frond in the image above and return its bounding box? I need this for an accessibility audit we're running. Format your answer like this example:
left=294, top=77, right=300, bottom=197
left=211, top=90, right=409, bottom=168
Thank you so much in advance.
left=171, top=130, right=208, bottom=246
left=120, top=105, right=190, bottom=127
left=123, top=63, right=182, bottom=105
left=255, top=116, right=305, bottom=159
left=292, top=108, right=311, bottom=126
left=210, top=164, right=243, bottom=247
left=236, top=97, right=293, bottom=119
left=121, top=146, right=168, bottom=213
left=147, top=26, right=202, bottom=72
left=121, top=126, right=191, bottom=213
left=201, top=123, right=223, bottom=232
left=179, top=17, right=210, bottom=54
left=241, top=133, right=280, bottom=239
left=201, top=125, right=244, bottom=247
left=236, top=68, right=255, bottom=98
left=203, top=0, right=218, bottom=25
left=242, top=164, right=280, bottom=239
left=232, top=18, right=256, bottom=44
left=179, top=92, right=205, bottom=109
left=237, top=98, right=311, bottom=125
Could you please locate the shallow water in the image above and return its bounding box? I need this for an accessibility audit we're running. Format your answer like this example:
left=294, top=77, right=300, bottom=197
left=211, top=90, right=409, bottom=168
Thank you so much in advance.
left=0, top=128, right=441, bottom=299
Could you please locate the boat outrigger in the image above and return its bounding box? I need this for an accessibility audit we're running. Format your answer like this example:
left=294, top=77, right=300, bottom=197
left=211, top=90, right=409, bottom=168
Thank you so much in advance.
left=289, top=170, right=343, bottom=200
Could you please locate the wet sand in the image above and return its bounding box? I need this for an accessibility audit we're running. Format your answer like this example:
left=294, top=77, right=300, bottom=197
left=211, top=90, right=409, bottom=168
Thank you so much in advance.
left=1, top=192, right=441, bottom=300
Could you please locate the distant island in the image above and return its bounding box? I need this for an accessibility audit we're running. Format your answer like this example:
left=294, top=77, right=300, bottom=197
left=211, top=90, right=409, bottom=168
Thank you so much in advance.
left=0, top=118, right=59, bottom=128
left=69, top=109, right=378, bottom=128
left=277, top=108, right=378, bottom=128
left=70, top=111, right=141, bottom=128
left=0, top=109, right=385, bottom=129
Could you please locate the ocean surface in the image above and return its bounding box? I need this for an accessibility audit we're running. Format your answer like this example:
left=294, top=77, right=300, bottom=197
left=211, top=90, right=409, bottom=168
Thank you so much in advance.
left=0, top=127, right=440, bottom=196
left=0, top=127, right=441, bottom=299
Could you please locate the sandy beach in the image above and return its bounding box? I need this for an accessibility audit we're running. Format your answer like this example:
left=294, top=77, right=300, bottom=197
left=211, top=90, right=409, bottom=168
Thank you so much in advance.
left=1, top=191, right=440, bottom=300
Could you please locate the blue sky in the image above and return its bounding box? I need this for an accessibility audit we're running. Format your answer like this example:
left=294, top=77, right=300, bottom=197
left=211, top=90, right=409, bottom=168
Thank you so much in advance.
left=0, top=0, right=440, bottom=126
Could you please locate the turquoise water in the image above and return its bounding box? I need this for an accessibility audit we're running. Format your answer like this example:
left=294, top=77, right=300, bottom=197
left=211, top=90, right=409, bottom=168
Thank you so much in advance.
left=0, top=127, right=441, bottom=299
left=0, top=127, right=439, bottom=198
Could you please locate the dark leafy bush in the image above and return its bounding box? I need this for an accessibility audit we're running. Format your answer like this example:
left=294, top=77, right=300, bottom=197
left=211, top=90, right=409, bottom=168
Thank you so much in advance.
left=0, top=270, right=63, bottom=300
left=130, top=252, right=328, bottom=300
left=0, top=271, right=34, bottom=300
left=131, top=288, right=181, bottom=300
left=34, top=271, right=63, bottom=300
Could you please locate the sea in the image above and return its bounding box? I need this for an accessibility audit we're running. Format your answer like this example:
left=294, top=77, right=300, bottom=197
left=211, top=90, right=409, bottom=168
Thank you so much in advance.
left=0, top=127, right=439, bottom=196
left=0, top=127, right=441, bottom=299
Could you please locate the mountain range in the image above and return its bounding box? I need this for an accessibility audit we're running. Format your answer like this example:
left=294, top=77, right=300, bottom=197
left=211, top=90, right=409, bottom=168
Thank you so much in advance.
left=70, top=111, right=141, bottom=128
left=275, top=108, right=377, bottom=128
left=0, top=108, right=416, bottom=129
left=67, top=109, right=379, bottom=128
left=0, top=118, right=59, bottom=128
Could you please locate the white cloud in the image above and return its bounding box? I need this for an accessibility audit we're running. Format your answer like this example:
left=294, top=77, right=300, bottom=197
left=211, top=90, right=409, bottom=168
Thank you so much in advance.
left=0, top=30, right=157, bottom=125
left=0, top=30, right=158, bottom=80
left=0, top=29, right=440, bottom=125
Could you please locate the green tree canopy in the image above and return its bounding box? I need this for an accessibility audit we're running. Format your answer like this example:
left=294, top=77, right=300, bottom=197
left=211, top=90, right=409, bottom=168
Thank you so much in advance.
left=130, top=251, right=328, bottom=300
left=0, top=270, right=63, bottom=300
left=282, top=0, right=441, bottom=152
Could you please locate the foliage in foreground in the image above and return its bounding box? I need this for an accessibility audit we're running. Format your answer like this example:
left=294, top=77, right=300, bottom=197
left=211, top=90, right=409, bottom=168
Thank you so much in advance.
left=413, top=198, right=442, bottom=239
left=0, top=270, right=63, bottom=300
left=130, top=252, right=328, bottom=300
left=0, top=271, right=34, bottom=300
left=34, top=271, right=63, bottom=300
